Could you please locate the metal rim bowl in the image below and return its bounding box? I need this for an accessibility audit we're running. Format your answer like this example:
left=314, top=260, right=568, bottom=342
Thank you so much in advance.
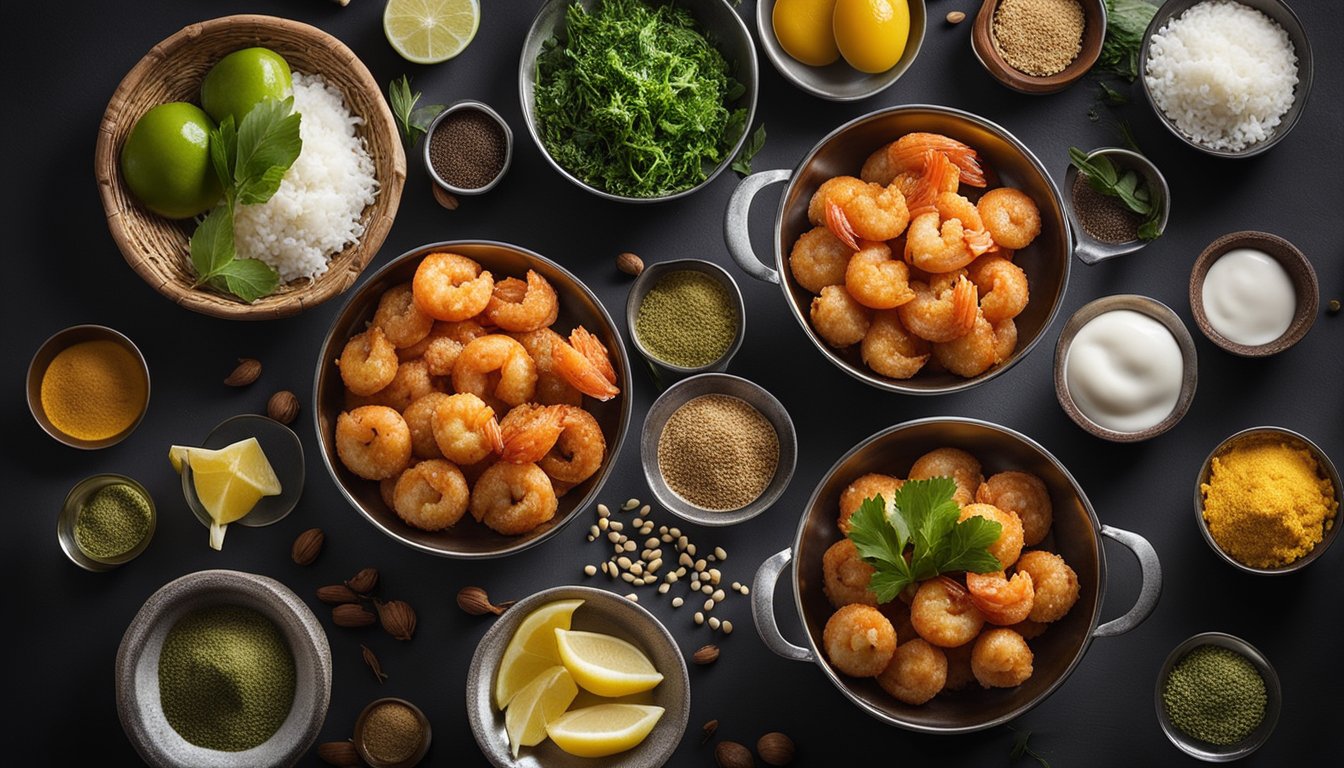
left=970, top=0, right=1106, bottom=95
left=313, top=240, right=633, bottom=559
left=751, top=417, right=1162, bottom=733
left=625, top=259, right=746, bottom=376
left=755, top=0, right=927, bottom=102
left=115, top=569, right=332, bottom=768
left=1188, top=230, right=1318, bottom=357
left=353, top=697, right=432, bottom=768
left=1138, top=0, right=1313, bottom=158
left=1194, top=426, right=1340, bottom=575
left=1053, top=294, right=1198, bottom=442
left=1155, top=632, right=1281, bottom=761
left=725, top=104, right=1072, bottom=394
left=518, top=0, right=758, bottom=203
left=183, top=414, right=306, bottom=532
left=640, top=373, right=797, bottom=526
left=27, top=324, right=150, bottom=449
left=57, top=473, right=156, bottom=571
left=423, top=100, right=513, bottom=196
left=1065, top=147, right=1171, bottom=265
left=465, top=585, right=691, bottom=768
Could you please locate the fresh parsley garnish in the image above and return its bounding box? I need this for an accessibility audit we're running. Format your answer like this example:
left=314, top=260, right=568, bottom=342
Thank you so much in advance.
left=845, top=477, right=1003, bottom=603
left=188, top=97, right=302, bottom=302
left=732, top=124, right=767, bottom=176
left=1068, top=146, right=1165, bottom=241
left=388, top=75, right=444, bottom=149
left=1096, top=0, right=1158, bottom=81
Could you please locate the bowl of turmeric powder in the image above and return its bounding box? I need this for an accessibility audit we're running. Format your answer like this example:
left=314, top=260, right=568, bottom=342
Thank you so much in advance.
left=26, top=324, right=150, bottom=449
left=1196, top=426, right=1340, bottom=574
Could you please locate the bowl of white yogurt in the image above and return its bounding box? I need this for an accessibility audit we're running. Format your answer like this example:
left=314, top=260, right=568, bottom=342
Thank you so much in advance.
left=1053, top=295, right=1199, bottom=442
left=1189, top=231, right=1318, bottom=357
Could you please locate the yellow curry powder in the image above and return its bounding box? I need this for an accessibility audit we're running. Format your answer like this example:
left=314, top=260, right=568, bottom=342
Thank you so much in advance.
left=1200, top=439, right=1337, bottom=568
left=40, top=340, right=147, bottom=441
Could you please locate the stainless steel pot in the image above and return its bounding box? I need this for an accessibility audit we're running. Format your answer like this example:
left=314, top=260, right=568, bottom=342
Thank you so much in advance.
left=724, top=105, right=1072, bottom=394
left=751, top=417, right=1161, bottom=733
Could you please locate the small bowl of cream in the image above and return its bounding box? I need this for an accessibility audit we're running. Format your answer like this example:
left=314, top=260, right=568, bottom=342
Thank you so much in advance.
left=1189, top=231, right=1318, bottom=357
left=1054, top=295, right=1198, bottom=442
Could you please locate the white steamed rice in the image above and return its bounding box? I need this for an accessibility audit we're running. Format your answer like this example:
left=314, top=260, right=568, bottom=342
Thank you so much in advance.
left=235, top=72, right=379, bottom=282
left=1143, top=0, right=1298, bottom=153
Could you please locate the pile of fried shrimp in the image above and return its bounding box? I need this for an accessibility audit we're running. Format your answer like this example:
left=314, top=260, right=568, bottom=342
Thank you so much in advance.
left=331, top=252, right=620, bottom=537
left=820, top=447, right=1081, bottom=705
left=789, top=132, right=1043, bottom=379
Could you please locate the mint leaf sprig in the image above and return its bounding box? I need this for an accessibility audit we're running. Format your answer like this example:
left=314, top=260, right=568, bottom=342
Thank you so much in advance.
left=388, top=75, right=444, bottom=149
left=846, top=477, right=1003, bottom=603
left=731, top=124, right=766, bottom=176
left=189, top=98, right=302, bottom=302
left=1068, top=146, right=1165, bottom=241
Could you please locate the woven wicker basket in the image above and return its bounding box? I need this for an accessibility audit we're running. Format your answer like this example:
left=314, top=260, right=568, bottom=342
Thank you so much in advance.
left=94, top=15, right=405, bottom=320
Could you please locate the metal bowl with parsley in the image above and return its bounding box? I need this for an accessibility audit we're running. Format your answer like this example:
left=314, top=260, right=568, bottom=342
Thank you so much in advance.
left=519, top=0, right=758, bottom=203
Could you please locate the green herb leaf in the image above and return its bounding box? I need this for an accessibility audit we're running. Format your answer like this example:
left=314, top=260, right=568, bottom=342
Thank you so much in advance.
left=233, top=97, right=302, bottom=203
left=1138, top=214, right=1164, bottom=241
left=410, top=103, right=446, bottom=133
left=389, top=75, right=441, bottom=148
left=1097, top=0, right=1158, bottom=80
left=209, top=117, right=238, bottom=207
left=1068, top=146, right=1161, bottom=231
left=1098, top=80, right=1129, bottom=106
left=936, top=516, right=1003, bottom=574
left=1008, top=727, right=1052, bottom=768
left=189, top=205, right=236, bottom=282
left=216, top=258, right=281, bottom=303
left=732, top=124, right=766, bottom=176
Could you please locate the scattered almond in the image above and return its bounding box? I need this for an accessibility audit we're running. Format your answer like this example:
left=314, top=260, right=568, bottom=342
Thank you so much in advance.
left=224, top=358, right=261, bottom=387
left=693, top=644, right=720, bottom=665
left=757, top=732, right=795, bottom=766
left=267, top=390, right=300, bottom=424
left=432, top=183, right=459, bottom=210
left=376, top=599, right=417, bottom=640
left=346, top=567, right=379, bottom=594
left=715, top=740, right=754, bottom=768
left=290, top=527, right=324, bottom=565
left=701, top=719, right=719, bottom=744
left=317, top=740, right=361, bottom=766
left=317, top=585, right=361, bottom=605
left=457, top=585, right=513, bottom=616
left=617, top=251, right=644, bottom=276
left=332, top=603, right=375, bottom=628
left=947, top=11, right=966, bottom=24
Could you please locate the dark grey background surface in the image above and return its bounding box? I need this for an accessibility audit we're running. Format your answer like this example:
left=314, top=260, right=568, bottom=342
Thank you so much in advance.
left=5, top=0, right=1340, bottom=765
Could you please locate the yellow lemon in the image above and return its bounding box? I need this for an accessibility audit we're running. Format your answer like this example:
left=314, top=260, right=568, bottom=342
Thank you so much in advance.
left=170, top=438, right=281, bottom=550
left=546, top=704, right=665, bottom=758
left=495, top=599, right=583, bottom=709
left=554, top=629, right=663, bottom=697
left=833, top=0, right=910, bottom=74
left=503, top=666, right=578, bottom=758
left=772, top=0, right=840, bottom=67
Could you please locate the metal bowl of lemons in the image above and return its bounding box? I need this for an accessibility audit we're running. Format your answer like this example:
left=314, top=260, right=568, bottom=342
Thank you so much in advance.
left=759, top=0, right=927, bottom=101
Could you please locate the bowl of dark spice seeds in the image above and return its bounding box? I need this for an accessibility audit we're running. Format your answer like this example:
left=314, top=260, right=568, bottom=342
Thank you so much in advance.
left=424, top=100, right=512, bottom=196
left=626, top=258, right=745, bottom=377
left=1065, top=147, right=1170, bottom=265
left=1155, top=632, right=1281, bottom=761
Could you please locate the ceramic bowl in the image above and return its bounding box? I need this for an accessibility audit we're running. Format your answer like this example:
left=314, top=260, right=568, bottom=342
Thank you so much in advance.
left=313, top=240, right=632, bottom=559
left=1053, top=294, right=1198, bottom=442
left=640, top=373, right=797, bottom=526
left=1194, top=426, right=1340, bottom=575
left=115, top=569, right=331, bottom=768
left=183, top=414, right=306, bottom=533
left=57, top=473, right=156, bottom=571
left=27, top=324, right=150, bottom=449
left=465, top=586, right=690, bottom=768
left=1064, top=147, right=1171, bottom=265
left=755, top=0, right=927, bottom=101
left=971, top=0, right=1106, bottom=94
left=1139, top=0, right=1313, bottom=158
left=519, top=0, right=757, bottom=203
left=353, top=697, right=432, bottom=768
left=1155, top=632, right=1281, bottom=761
left=423, top=100, right=513, bottom=196
left=625, top=259, right=746, bottom=377
left=1188, top=230, right=1318, bottom=357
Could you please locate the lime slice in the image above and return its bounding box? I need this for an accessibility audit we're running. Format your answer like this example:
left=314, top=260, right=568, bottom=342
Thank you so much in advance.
left=546, top=704, right=665, bottom=758
left=383, top=0, right=480, bottom=64
left=170, top=438, right=281, bottom=550
left=495, top=599, right=583, bottom=709
left=555, top=629, right=664, bottom=697
left=503, top=666, right=578, bottom=757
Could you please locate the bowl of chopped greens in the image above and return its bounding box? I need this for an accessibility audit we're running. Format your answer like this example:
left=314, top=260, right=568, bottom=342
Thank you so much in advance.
left=519, top=0, right=758, bottom=203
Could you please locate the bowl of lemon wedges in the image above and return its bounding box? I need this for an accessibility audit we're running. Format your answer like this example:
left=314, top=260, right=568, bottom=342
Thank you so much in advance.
left=759, top=0, right=927, bottom=101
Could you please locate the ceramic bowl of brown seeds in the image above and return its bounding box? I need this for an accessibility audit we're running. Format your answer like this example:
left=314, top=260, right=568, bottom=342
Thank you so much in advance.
left=424, top=100, right=513, bottom=196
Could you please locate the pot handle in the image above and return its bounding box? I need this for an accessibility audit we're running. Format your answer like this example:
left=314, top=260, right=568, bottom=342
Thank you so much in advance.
left=724, top=168, right=791, bottom=285
left=1093, top=524, right=1163, bottom=638
left=751, top=548, right=814, bottom=662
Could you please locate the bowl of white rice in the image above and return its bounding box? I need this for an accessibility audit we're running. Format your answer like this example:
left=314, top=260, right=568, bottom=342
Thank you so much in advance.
left=1139, top=0, right=1312, bottom=158
left=97, top=15, right=406, bottom=319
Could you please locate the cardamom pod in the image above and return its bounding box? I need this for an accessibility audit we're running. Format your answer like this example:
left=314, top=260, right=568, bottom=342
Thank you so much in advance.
left=291, top=528, right=324, bottom=566
left=332, top=603, right=375, bottom=628
left=361, top=644, right=388, bottom=683
left=346, top=567, right=379, bottom=594
left=456, top=586, right=513, bottom=616
left=376, top=599, right=417, bottom=640
left=317, top=585, right=362, bottom=605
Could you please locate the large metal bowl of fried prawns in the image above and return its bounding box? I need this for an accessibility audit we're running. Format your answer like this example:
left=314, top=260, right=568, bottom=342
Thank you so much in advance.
left=752, top=417, right=1162, bottom=733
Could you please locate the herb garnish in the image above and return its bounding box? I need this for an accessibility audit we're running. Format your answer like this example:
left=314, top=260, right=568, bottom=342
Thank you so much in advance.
left=533, top=0, right=748, bottom=198
left=188, top=98, right=302, bottom=302
left=732, top=124, right=767, bottom=176
left=1068, top=146, right=1164, bottom=240
left=1008, top=727, right=1051, bottom=768
left=845, top=477, right=1002, bottom=603
left=1096, top=0, right=1158, bottom=80
left=388, top=75, right=444, bottom=149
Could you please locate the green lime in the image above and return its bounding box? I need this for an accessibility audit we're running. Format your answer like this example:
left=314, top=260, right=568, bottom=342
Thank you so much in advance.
left=120, top=102, right=222, bottom=220
left=200, top=47, right=293, bottom=126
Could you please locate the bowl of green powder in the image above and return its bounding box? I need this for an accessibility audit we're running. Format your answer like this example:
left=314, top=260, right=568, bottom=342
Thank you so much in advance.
left=57, top=473, right=155, bottom=571
left=627, top=259, right=745, bottom=376
left=116, top=569, right=331, bottom=768
left=1155, top=632, right=1281, bottom=761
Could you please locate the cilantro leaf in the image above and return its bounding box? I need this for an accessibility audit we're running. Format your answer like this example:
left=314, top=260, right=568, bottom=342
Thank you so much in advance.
left=937, top=515, right=1003, bottom=574
left=189, top=205, right=236, bottom=282
left=234, top=97, right=302, bottom=203
left=846, top=496, right=911, bottom=603
left=732, top=124, right=766, bottom=176
left=217, top=258, right=280, bottom=303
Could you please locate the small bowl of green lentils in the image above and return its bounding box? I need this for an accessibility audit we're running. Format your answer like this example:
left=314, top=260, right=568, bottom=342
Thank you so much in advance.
left=1155, top=632, right=1281, bottom=761
left=626, top=259, right=745, bottom=378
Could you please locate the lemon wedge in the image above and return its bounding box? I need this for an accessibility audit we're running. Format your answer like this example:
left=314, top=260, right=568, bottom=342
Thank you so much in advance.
left=503, top=665, right=578, bottom=758
left=169, top=438, right=281, bottom=550
left=554, top=629, right=664, bottom=697
left=383, top=0, right=480, bottom=64
left=545, top=704, right=665, bottom=758
left=495, top=599, right=583, bottom=709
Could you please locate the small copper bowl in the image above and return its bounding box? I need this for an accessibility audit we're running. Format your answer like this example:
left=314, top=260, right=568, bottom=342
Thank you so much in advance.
left=971, top=0, right=1106, bottom=94
left=353, top=697, right=431, bottom=768
left=1188, top=231, right=1318, bottom=357
left=27, top=324, right=150, bottom=449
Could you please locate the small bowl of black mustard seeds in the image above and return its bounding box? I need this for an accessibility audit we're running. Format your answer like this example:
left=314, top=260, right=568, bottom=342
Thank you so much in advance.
left=424, top=100, right=512, bottom=195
